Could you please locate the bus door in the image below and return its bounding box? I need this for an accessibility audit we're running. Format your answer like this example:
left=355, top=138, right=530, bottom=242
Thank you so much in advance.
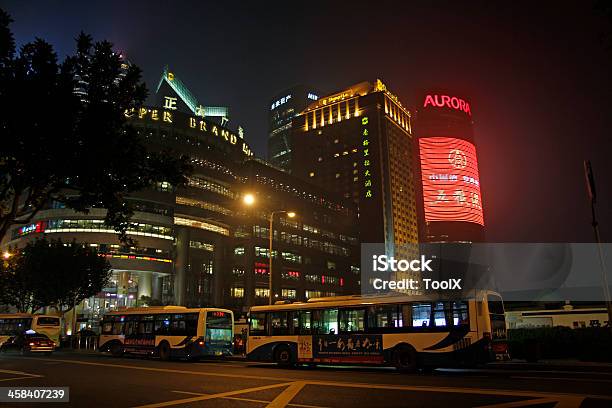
left=486, top=294, right=509, bottom=358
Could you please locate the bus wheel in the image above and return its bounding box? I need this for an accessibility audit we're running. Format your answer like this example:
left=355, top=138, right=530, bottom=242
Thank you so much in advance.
left=393, top=345, right=417, bottom=373
left=274, top=345, right=293, bottom=367
left=110, top=342, right=123, bottom=358
left=158, top=341, right=171, bottom=361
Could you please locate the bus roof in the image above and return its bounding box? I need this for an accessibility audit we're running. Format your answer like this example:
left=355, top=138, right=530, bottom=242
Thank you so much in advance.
left=249, top=291, right=498, bottom=313
left=103, top=306, right=233, bottom=316
left=0, top=314, right=60, bottom=319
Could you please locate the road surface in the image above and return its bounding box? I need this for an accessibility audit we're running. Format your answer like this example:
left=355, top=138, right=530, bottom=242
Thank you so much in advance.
left=1, top=351, right=611, bottom=407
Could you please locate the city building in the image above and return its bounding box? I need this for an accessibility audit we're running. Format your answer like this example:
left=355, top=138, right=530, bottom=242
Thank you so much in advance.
left=414, top=91, right=485, bottom=242
left=267, top=85, right=319, bottom=172
left=290, top=80, right=419, bottom=255
left=1, top=69, right=359, bottom=330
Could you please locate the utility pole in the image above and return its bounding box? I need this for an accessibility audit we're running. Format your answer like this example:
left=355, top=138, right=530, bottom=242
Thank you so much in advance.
left=584, top=160, right=612, bottom=330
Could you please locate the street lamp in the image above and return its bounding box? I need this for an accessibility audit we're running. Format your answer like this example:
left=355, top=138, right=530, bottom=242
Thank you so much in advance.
left=241, top=193, right=296, bottom=305
left=243, top=193, right=255, bottom=206
left=269, top=210, right=296, bottom=305
left=2, top=251, right=11, bottom=260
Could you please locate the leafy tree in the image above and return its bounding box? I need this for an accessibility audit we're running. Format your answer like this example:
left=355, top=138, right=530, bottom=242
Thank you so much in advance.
left=0, top=238, right=111, bottom=312
left=0, top=9, right=189, bottom=242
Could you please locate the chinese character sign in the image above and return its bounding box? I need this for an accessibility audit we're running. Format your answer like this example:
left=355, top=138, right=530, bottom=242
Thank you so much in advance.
left=361, top=116, right=373, bottom=199
left=419, top=137, right=484, bottom=226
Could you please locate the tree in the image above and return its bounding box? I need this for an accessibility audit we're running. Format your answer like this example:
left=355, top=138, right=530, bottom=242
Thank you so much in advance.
left=0, top=238, right=111, bottom=312
left=0, top=9, right=190, bottom=242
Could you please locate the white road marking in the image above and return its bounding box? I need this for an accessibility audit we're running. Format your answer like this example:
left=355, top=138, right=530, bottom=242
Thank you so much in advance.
left=134, top=382, right=295, bottom=408
left=266, top=381, right=307, bottom=408
left=172, top=390, right=329, bottom=408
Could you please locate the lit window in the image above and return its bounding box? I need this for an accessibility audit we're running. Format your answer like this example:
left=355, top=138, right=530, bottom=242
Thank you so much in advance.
left=309, top=172, right=315, bottom=177
left=282, top=289, right=296, bottom=299
left=231, top=287, right=244, bottom=298
left=255, top=288, right=270, bottom=298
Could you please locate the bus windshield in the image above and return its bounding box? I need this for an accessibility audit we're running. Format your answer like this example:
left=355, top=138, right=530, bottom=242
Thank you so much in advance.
left=206, top=311, right=232, bottom=343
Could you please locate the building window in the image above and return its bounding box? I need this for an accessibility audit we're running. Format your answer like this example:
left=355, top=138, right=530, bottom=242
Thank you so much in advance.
left=231, top=287, right=244, bottom=298
left=281, top=251, right=301, bottom=264
left=305, top=290, right=321, bottom=299
left=255, top=246, right=277, bottom=258
left=234, top=246, right=245, bottom=256
left=255, top=288, right=270, bottom=298
left=254, top=261, right=269, bottom=275
left=232, top=267, right=244, bottom=276
left=282, top=270, right=300, bottom=280
left=322, top=275, right=337, bottom=285
left=327, top=261, right=336, bottom=270
left=190, top=241, right=214, bottom=251
left=305, top=274, right=319, bottom=283
left=282, top=289, right=296, bottom=299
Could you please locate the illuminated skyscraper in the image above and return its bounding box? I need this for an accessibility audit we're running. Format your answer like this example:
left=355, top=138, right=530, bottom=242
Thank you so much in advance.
left=268, top=85, right=319, bottom=172
left=415, top=92, right=485, bottom=242
left=291, top=80, right=418, bottom=253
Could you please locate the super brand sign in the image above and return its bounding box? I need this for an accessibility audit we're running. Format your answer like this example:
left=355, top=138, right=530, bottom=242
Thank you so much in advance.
left=423, top=94, right=471, bottom=116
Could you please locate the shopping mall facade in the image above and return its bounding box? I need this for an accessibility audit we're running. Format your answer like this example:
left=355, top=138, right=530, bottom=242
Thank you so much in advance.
left=1, top=83, right=360, bottom=329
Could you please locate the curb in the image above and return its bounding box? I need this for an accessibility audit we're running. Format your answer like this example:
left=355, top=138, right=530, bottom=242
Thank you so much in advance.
left=486, top=361, right=612, bottom=373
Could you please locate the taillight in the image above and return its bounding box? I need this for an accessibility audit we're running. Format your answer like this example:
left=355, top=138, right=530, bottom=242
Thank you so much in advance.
left=198, top=340, right=205, bottom=346
left=29, top=342, right=35, bottom=346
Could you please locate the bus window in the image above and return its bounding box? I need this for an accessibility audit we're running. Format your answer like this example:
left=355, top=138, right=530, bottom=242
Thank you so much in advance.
left=125, top=317, right=138, bottom=336
left=36, top=317, right=60, bottom=326
left=101, top=320, right=113, bottom=335
left=171, top=314, right=187, bottom=336
left=184, top=314, right=198, bottom=336
left=290, top=311, right=299, bottom=335
left=138, top=315, right=154, bottom=335
left=298, top=310, right=311, bottom=335
left=112, top=321, right=124, bottom=335
left=249, top=312, right=267, bottom=336
left=0, top=318, right=32, bottom=335
left=312, top=309, right=338, bottom=335
left=368, top=304, right=408, bottom=330
left=487, top=294, right=505, bottom=315
left=412, top=303, right=432, bottom=327
left=339, top=309, right=365, bottom=333
left=452, top=301, right=469, bottom=326
left=270, top=312, right=289, bottom=336
left=154, top=314, right=171, bottom=335
left=432, top=302, right=447, bottom=327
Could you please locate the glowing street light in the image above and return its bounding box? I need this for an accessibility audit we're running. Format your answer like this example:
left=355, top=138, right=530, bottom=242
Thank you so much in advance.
left=3, top=251, right=11, bottom=260
left=243, top=193, right=255, bottom=206
left=240, top=192, right=297, bottom=305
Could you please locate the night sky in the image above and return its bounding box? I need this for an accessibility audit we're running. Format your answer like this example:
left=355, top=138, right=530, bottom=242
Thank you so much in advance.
left=2, top=0, right=611, bottom=243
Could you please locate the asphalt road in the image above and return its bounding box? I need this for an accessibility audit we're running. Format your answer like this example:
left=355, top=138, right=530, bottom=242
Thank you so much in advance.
left=1, top=351, right=611, bottom=407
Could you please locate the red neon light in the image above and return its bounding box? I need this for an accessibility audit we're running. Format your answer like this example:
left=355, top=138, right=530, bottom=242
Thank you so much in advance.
left=419, top=137, right=484, bottom=226
left=423, top=94, right=471, bottom=116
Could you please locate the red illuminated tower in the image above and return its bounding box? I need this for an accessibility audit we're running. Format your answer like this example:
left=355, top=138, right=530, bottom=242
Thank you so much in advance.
left=415, top=92, right=485, bottom=243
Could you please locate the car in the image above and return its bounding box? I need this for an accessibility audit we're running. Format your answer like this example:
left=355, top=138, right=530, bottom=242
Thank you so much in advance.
left=0, top=331, right=55, bottom=355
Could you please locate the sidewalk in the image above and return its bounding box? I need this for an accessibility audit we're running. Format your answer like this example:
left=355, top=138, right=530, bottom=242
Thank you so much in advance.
left=487, top=359, right=612, bottom=373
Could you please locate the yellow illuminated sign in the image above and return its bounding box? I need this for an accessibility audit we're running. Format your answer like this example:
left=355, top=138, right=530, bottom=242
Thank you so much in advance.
left=125, top=107, right=252, bottom=157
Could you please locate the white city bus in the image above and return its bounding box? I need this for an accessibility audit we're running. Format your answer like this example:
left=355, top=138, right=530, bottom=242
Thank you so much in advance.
left=0, top=314, right=61, bottom=347
left=99, top=306, right=233, bottom=360
left=246, top=290, right=508, bottom=371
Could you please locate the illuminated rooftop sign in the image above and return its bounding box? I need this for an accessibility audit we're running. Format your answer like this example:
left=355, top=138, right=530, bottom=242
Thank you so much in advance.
left=423, top=94, right=471, bottom=116
left=125, top=107, right=252, bottom=157
left=271, top=94, right=292, bottom=110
